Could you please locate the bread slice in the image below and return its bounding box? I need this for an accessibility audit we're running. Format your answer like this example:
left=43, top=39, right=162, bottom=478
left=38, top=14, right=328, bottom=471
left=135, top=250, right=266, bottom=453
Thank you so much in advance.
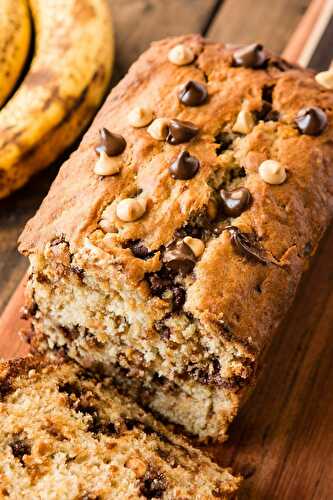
left=19, top=34, right=333, bottom=441
left=0, top=356, right=240, bottom=499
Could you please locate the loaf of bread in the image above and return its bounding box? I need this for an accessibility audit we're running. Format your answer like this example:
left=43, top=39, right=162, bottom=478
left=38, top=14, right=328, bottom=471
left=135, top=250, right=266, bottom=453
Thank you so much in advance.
left=0, top=356, right=240, bottom=498
left=19, top=34, right=333, bottom=442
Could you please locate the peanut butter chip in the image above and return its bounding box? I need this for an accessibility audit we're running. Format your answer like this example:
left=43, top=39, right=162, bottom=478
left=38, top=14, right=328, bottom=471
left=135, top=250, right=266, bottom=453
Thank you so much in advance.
left=259, top=160, right=286, bottom=185
left=94, top=151, right=120, bottom=176
left=168, top=44, right=194, bottom=66
left=129, top=106, right=153, bottom=128
left=116, top=198, right=147, bottom=222
left=183, top=236, right=205, bottom=257
left=315, top=70, right=333, bottom=89
left=232, top=110, right=255, bottom=134
left=147, top=118, right=170, bottom=140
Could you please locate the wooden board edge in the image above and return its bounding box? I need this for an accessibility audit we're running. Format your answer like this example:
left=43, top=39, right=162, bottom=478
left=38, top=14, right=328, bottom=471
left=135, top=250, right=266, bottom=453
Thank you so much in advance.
left=283, top=0, right=331, bottom=63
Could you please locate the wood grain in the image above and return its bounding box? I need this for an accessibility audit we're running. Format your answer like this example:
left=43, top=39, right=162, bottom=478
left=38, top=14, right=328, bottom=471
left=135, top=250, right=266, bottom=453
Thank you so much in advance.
left=0, top=1, right=332, bottom=498
left=284, top=0, right=332, bottom=65
left=208, top=0, right=310, bottom=52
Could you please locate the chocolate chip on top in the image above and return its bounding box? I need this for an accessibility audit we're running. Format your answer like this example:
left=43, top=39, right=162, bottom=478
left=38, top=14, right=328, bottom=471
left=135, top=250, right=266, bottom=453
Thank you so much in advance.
left=295, top=106, right=328, bottom=136
left=167, top=119, right=199, bottom=145
left=224, top=226, right=269, bottom=264
left=163, top=241, right=196, bottom=275
left=95, top=127, right=126, bottom=156
left=178, top=80, right=208, bottom=106
left=232, top=43, right=268, bottom=69
left=169, top=151, right=200, bottom=180
left=220, top=187, right=252, bottom=217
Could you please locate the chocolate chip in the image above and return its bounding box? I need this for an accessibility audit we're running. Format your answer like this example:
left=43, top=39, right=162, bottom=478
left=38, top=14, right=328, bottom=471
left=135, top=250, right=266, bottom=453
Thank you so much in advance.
left=224, top=226, right=269, bottom=264
left=140, top=468, right=167, bottom=498
left=175, top=223, right=202, bottom=239
left=172, top=286, right=186, bottom=311
left=295, top=107, right=328, bottom=136
left=10, top=438, right=31, bottom=464
left=20, top=302, right=38, bottom=320
left=71, top=265, right=85, bottom=279
left=232, top=43, right=268, bottom=69
left=124, top=418, right=142, bottom=431
left=169, top=151, right=200, bottom=180
left=188, top=357, right=222, bottom=386
left=167, top=119, right=199, bottom=145
left=254, top=98, right=279, bottom=122
left=220, top=187, right=252, bottom=217
left=178, top=80, right=208, bottom=106
left=262, top=84, right=274, bottom=103
left=265, top=109, right=280, bottom=122
left=58, top=382, right=82, bottom=398
left=86, top=411, right=116, bottom=436
left=152, top=373, right=167, bottom=385
left=60, top=325, right=80, bottom=341
left=51, top=234, right=66, bottom=246
left=163, top=242, right=196, bottom=275
left=155, top=320, right=171, bottom=340
left=147, top=272, right=173, bottom=297
left=125, top=240, right=154, bottom=259
left=95, top=127, right=126, bottom=156
left=78, top=405, right=103, bottom=433
left=214, top=132, right=233, bottom=155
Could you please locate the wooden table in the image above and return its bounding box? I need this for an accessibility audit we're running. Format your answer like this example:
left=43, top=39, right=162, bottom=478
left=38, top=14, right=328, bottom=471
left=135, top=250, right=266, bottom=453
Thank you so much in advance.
left=1, top=1, right=333, bottom=498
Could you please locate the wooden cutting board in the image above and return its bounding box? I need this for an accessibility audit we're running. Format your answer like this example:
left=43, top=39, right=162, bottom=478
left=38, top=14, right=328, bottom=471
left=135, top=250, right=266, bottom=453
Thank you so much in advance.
left=1, top=0, right=333, bottom=498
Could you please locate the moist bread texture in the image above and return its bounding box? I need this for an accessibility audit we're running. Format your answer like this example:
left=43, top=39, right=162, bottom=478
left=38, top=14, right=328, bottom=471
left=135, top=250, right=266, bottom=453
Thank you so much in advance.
left=0, top=356, right=240, bottom=499
left=19, top=34, right=333, bottom=441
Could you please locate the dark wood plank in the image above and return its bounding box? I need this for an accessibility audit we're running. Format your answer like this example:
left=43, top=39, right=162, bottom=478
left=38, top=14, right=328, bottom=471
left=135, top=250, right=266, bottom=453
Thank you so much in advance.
left=309, top=13, right=333, bottom=70
left=283, top=0, right=327, bottom=63
left=0, top=0, right=218, bottom=316
left=208, top=0, right=311, bottom=53
left=111, top=0, right=218, bottom=79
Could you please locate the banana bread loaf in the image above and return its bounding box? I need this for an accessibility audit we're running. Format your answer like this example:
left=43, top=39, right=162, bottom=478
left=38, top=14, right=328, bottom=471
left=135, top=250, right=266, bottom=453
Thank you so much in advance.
left=19, top=34, right=333, bottom=441
left=0, top=356, right=240, bottom=499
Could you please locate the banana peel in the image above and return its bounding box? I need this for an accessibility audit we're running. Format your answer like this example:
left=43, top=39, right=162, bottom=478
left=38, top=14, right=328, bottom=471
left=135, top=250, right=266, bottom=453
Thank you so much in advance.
left=0, top=0, right=31, bottom=107
left=0, top=0, right=114, bottom=199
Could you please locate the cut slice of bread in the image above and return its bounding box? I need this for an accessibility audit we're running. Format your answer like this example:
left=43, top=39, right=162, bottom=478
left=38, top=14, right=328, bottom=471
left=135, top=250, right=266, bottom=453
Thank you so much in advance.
left=0, top=356, right=240, bottom=499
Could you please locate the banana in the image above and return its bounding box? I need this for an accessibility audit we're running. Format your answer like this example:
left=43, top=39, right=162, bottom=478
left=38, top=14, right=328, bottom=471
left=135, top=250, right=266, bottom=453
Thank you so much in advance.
left=0, top=0, right=114, bottom=199
left=0, top=0, right=31, bottom=107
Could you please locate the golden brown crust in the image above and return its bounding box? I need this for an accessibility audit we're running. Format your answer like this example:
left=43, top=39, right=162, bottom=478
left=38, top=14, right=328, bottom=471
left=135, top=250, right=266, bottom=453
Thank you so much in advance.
left=18, top=34, right=333, bottom=439
left=19, top=34, right=333, bottom=342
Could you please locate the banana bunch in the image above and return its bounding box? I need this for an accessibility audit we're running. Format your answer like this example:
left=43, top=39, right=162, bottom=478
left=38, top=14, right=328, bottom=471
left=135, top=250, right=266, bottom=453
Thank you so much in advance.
left=0, top=0, right=114, bottom=199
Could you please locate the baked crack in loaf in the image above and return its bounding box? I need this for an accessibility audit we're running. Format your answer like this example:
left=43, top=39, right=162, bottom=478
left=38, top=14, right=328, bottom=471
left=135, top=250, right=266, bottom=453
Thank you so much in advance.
left=0, top=356, right=240, bottom=498
left=19, top=35, right=333, bottom=441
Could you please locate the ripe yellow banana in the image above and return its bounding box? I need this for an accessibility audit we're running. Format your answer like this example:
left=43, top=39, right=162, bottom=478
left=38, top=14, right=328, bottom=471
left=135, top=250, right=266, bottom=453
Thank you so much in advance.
left=0, top=0, right=114, bottom=199
left=0, top=0, right=31, bottom=107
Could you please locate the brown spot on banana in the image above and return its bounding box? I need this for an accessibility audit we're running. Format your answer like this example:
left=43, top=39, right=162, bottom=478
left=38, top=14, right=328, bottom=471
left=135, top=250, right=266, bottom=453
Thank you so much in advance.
left=72, top=0, right=97, bottom=22
left=25, top=68, right=56, bottom=87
